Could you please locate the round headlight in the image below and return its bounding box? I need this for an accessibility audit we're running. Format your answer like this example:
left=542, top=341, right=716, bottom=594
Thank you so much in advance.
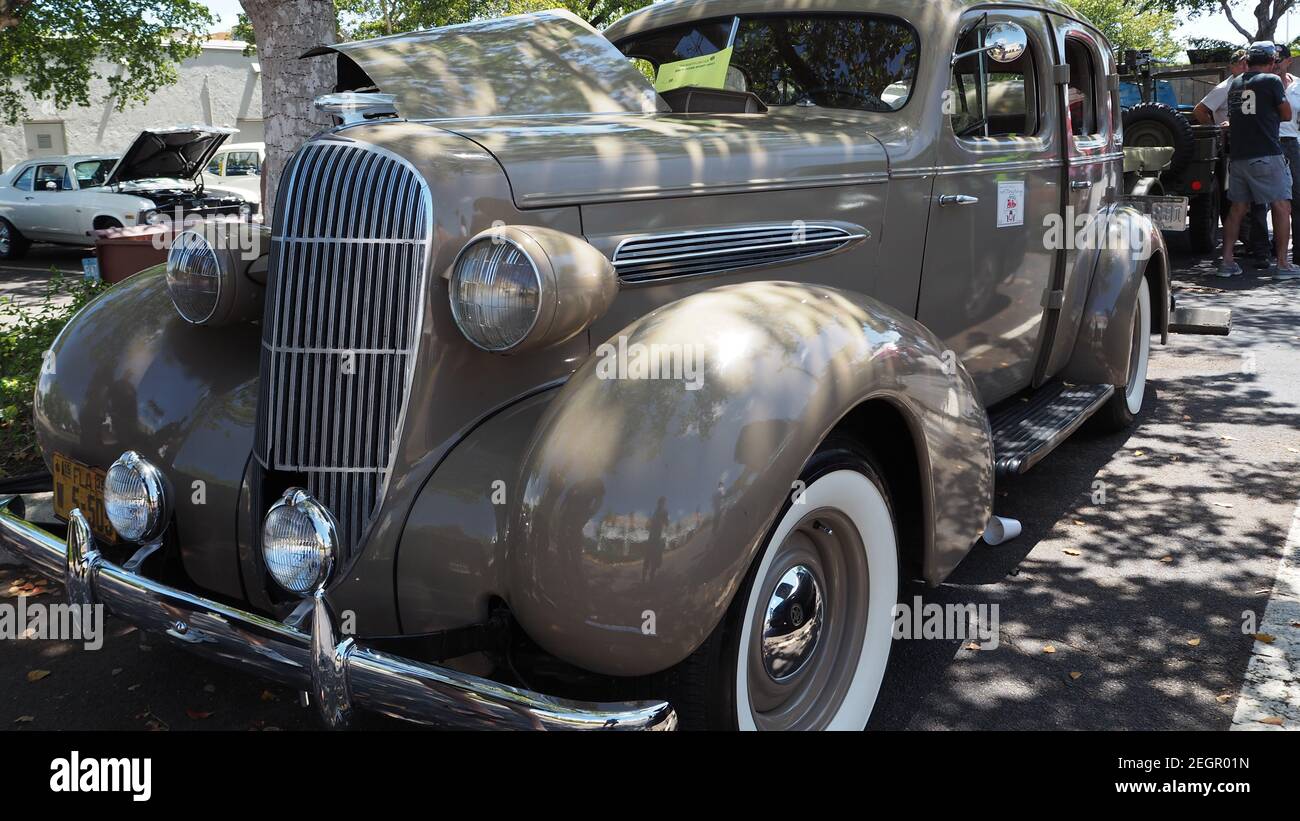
left=144, top=209, right=168, bottom=226
left=261, top=489, right=338, bottom=595
left=103, top=451, right=169, bottom=542
left=238, top=202, right=254, bottom=220
left=449, top=236, right=542, bottom=352
left=448, top=226, right=618, bottom=355
left=166, top=229, right=221, bottom=324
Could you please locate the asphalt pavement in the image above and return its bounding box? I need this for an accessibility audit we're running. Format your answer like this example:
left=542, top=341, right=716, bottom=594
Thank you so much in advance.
left=2, top=236, right=1298, bottom=731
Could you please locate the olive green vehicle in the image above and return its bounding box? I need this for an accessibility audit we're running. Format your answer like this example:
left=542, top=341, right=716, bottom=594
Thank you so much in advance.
left=0, top=1, right=1221, bottom=731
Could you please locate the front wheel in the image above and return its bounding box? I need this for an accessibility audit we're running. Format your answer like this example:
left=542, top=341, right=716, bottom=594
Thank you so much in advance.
left=1092, top=275, right=1151, bottom=431
left=655, top=439, right=899, bottom=730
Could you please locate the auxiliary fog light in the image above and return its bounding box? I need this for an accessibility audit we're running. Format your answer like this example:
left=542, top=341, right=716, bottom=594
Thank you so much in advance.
left=103, top=451, right=169, bottom=542
left=261, top=488, right=339, bottom=595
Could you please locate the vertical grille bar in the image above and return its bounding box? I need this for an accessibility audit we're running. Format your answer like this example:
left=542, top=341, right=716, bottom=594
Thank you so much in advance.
left=256, top=140, right=432, bottom=557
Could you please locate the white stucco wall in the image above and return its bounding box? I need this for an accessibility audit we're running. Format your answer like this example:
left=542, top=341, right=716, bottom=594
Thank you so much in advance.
left=0, top=41, right=262, bottom=171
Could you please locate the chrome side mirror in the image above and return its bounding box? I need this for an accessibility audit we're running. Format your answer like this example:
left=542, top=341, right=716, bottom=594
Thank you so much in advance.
left=952, top=22, right=1029, bottom=66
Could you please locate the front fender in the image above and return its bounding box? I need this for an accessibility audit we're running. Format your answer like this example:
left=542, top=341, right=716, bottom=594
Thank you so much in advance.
left=1062, top=205, right=1169, bottom=387
left=34, top=265, right=261, bottom=598
left=507, top=281, right=993, bottom=676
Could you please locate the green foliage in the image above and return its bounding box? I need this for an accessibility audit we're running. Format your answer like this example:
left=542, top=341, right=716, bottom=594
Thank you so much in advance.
left=1073, top=0, right=1181, bottom=60
left=0, top=0, right=215, bottom=126
left=0, top=272, right=103, bottom=478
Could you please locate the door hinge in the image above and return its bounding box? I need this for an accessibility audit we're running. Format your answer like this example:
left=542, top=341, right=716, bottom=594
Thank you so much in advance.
left=1052, top=64, right=1072, bottom=85
left=1042, top=289, right=1066, bottom=309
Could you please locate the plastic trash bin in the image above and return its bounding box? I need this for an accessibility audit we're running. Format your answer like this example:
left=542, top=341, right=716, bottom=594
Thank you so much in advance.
left=92, top=226, right=169, bottom=284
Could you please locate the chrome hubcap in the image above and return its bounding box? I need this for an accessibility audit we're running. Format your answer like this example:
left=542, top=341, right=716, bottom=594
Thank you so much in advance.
left=0, top=223, right=9, bottom=255
left=745, top=509, right=869, bottom=730
left=761, top=565, right=824, bottom=681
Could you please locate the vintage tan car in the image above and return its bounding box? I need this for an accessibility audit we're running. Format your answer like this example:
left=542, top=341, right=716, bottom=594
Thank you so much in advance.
left=0, top=1, right=1220, bottom=731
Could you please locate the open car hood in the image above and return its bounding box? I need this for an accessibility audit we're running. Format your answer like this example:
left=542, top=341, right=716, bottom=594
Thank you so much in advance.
left=106, top=126, right=236, bottom=186
left=305, top=9, right=666, bottom=121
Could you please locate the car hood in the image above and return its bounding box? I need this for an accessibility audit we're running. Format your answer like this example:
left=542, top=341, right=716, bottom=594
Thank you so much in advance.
left=106, top=126, right=236, bottom=186
left=440, top=109, right=892, bottom=208
left=305, top=9, right=665, bottom=120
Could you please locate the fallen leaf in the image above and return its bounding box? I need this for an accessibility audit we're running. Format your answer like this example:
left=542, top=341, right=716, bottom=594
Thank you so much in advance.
left=1063, top=548, right=1081, bottom=556
left=1133, top=450, right=1145, bottom=457
left=1160, top=556, right=1174, bottom=563
left=1221, top=435, right=1237, bottom=441
left=1291, top=621, right=1300, bottom=628
left=1216, top=694, right=1233, bottom=704
left=1043, top=644, right=1057, bottom=654
left=1069, top=671, right=1082, bottom=680
left=1254, top=633, right=1276, bottom=644
left=963, top=642, right=981, bottom=651
left=259, top=689, right=276, bottom=702
left=1258, top=716, right=1285, bottom=726
left=1212, top=501, right=1234, bottom=508
left=111, top=668, right=122, bottom=676
left=1187, top=638, right=1202, bottom=647
left=12, top=715, right=34, bottom=723
left=203, top=683, right=215, bottom=694
left=26, top=670, right=50, bottom=682
left=1072, top=519, right=1086, bottom=526
left=127, top=684, right=140, bottom=691
left=185, top=708, right=212, bottom=720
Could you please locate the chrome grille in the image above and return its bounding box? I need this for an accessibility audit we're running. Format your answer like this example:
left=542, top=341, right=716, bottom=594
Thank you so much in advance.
left=255, top=140, right=432, bottom=556
left=612, top=223, right=865, bottom=284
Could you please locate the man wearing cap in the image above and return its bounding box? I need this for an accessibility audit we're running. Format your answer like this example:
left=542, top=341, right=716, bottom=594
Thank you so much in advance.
left=1276, top=44, right=1300, bottom=272
left=1197, top=49, right=1272, bottom=264
left=1220, top=42, right=1300, bottom=278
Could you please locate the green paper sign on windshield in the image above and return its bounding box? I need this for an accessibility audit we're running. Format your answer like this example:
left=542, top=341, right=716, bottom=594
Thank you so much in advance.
left=654, top=47, right=733, bottom=93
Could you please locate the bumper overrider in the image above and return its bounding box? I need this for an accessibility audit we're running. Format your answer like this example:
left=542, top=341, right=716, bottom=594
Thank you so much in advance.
left=0, top=496, right=676, bottom=730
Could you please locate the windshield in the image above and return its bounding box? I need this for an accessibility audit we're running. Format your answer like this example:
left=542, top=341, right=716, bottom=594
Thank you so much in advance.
left=619, top=14, right=920, bottom=112
left=74, top=159, right=116, bottom=188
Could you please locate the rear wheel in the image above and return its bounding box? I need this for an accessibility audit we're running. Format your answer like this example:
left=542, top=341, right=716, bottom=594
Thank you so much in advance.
left=0, top=218, right=31, bottom=260
left=1092, top=276, right=1151, bottom=431
left=655, top=438, right=899, bottom=730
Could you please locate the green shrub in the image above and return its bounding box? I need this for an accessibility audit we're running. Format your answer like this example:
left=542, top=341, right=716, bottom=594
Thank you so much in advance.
left=0, top=272, right=104, bottom=478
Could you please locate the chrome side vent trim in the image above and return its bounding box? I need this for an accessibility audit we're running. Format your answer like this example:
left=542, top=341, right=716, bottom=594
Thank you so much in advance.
left=611, top=222, right=866, bottom=284
left=255, top=139, right=433, bottom=559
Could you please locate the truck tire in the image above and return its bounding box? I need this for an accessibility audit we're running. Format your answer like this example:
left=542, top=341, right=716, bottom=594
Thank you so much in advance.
left=1123, top=102, right=1195, bottom=175
left=1187, top=179, right=1220, bottom=254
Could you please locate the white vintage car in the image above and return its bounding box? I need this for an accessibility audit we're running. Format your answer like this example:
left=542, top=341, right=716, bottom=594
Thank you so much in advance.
left=203, top=142, right=264, bottom=204
left=0, top=126, right=253, bottom=260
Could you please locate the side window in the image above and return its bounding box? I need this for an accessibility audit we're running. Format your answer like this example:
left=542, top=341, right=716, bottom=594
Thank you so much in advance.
left=949, top=24, right=1039, bottom=138
left=224, top=151, right=260, bottom=176
left=35, top=164, right=69, bottom=190
left=13, top=166, right=33, bottom=191
left=1064, top=37, right=1099, bottom=137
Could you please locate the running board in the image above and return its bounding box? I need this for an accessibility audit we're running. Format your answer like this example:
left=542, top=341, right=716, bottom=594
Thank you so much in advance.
left=990, top=382, right=1114, bottom=476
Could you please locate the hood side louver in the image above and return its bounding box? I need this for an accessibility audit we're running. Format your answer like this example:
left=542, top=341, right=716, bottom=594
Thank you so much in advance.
left=612, top=223, right=866, bottom=284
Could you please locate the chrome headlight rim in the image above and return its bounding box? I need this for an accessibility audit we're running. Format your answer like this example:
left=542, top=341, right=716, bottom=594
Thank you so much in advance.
left=261, top=488, right=339, bottom=596
left=448, top=232, right=545, bottom=354
left=166, top=228, right=222, bottom=325
left=103, top=450, right=170, bottom=543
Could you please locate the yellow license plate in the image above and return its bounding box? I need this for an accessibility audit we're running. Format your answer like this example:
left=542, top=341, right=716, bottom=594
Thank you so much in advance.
left=52, top=453, right=117, bottom=543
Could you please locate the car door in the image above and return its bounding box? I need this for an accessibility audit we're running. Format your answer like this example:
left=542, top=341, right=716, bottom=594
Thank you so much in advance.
left=1038, top=16, right=1122, bottom=381
left=916, top=8, right=1065, bottom=406
left=26, top=163, right=76, bottom=241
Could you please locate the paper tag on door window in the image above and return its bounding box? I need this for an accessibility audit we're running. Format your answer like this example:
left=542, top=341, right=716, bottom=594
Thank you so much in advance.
left=997, top=181, right=1025, bottom=228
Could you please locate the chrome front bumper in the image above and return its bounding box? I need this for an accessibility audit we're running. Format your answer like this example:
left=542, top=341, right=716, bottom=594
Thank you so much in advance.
left=0, top=498, right=676, bottom=730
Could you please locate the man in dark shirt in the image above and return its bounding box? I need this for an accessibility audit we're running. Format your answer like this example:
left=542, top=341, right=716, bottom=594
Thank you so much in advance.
left=1221, top=42, right=1299, bottom=277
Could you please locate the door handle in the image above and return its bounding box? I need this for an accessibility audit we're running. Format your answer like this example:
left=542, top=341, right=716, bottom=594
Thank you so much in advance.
left=938, top=194, right=980, bottom=207
left=1070, top=180, right=1093, bottom=190
left=24, top=196, right=34, bottom=201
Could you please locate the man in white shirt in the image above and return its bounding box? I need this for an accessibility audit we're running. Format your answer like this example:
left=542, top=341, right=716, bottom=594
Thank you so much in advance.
left=1196, top=49, right=1272, bottom=265
left=1276, top=45, right=1300, bottom=273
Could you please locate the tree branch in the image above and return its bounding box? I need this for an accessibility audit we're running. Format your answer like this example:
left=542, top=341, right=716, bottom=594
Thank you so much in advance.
left=1219, top=0, right=1256, bottom=41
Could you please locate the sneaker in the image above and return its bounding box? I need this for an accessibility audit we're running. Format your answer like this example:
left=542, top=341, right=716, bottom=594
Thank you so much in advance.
left=1217, top=261, right=1243, bottom=278
left=1275, top=262, right=1300, bottom=280
left=1254, top=255, right=1276, bottom=270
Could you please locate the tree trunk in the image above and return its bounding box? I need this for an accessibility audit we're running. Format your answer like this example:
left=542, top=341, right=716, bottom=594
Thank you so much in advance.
left=242, top=0, right=336, bottom=220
